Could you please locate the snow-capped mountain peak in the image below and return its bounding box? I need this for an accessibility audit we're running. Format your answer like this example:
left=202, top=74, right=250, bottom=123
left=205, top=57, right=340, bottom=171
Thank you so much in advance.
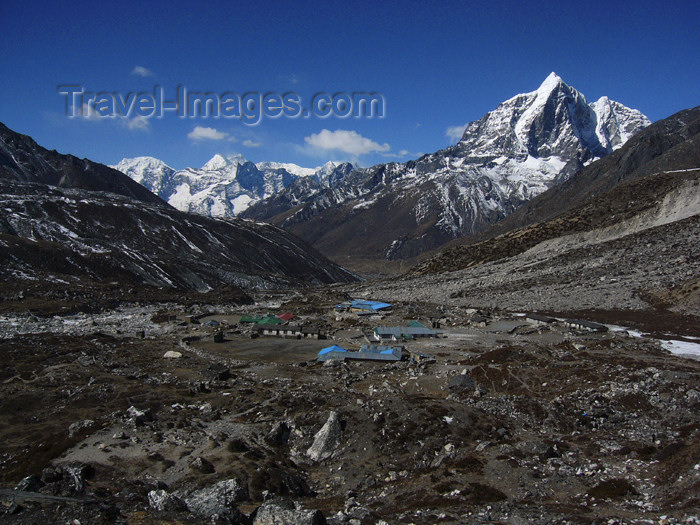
left=113, top=156, right=174, bottom=179
left=590, top=96, right=651, bottom=151
left=201, top=154, right=229, bottom=171
left=458, top=73, right=649, bottom=162
left=201, top=153, right=247, bottom=171
left=113, top=154, right=309, bottom=217
left=112, top=156, right=176, bottom=197
left=314, top=161, right=338, bottom=182
left=538, top=71, right=565, bottom=93
left=241, top=74, right=650, bottom=260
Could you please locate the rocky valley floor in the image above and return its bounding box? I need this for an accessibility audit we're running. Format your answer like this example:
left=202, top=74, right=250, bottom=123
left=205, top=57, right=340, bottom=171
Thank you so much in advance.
left=1, top=290, right=699, bottom=524
left=358, top=214, right=700, bottom=323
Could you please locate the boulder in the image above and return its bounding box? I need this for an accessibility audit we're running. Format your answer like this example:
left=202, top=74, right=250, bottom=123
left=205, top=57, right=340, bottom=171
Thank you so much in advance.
left=163, top=350, right=182, bottom=359
left=125, top=406, right=152, bottom=426
left=60, top=463, right=95, bottom=496
left=307, top=411, right=342, bottom=462
left=190, top=456, right=216, bottom=474
left=266, top=421, right=291, bottom=446
left=252, top=499, right=326, bottom=525
left=185, top=478, right=248, bottom=521
left=14, top=474, right=44, bottom=492
left=68, top=419, right=95, bottom=437
left=40, top=466, right=63, bottom=484
left=148, top=489, right=186, bottom=511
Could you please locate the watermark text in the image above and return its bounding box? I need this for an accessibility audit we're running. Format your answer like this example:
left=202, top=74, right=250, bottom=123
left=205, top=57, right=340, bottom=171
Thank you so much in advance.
left=58, top=85, right=385, bottom=126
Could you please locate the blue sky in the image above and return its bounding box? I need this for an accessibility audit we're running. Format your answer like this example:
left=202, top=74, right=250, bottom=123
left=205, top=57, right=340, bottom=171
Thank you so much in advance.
left=1, top=0, right=698, bottom=170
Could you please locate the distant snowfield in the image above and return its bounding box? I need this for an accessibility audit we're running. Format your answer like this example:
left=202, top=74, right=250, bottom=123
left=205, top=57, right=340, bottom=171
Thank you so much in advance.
left=112, top=155, right=342, bottom=219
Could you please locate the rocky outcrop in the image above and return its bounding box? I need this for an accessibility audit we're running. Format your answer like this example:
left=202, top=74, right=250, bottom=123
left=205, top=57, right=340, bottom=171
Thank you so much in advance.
left=148, top=490, right=186, bottom=512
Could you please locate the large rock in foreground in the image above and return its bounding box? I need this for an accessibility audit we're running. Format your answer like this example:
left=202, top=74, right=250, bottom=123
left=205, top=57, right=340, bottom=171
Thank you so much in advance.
left=185, top=478, right=248, bottom=521
left=306, top=411, right=342, bottom=462
left=252, top=499, right=326, bottom=525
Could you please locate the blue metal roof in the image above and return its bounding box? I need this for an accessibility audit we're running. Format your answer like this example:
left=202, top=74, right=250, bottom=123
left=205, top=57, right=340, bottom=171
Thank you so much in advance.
left=359, top=344, right=402, bottom=359
left=318, top=345, right=347, bottom=355
left=350, top=300, right=392, bottom=311
left=318, top=344, right=402, bottom=362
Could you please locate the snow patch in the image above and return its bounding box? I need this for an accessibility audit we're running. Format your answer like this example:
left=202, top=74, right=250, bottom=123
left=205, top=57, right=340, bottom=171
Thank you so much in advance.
left=232, top=194, right=254, bottom=214
left=660, top=339, right=700, bottom=358
left=256, top=161, right=316, bottom=177
left=167, top=183, right=193, bottom=211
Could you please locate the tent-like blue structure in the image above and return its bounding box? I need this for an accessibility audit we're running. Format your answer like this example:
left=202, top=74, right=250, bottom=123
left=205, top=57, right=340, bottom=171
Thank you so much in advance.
left=318, top=345, right=347, bottom=355
left=351, top=300, right=392, bottom=311
left=317, top=345, right=349, bottom=362
left=317, top=344, right=402, bottom=362
left=334, top=300, right=393, bottom=313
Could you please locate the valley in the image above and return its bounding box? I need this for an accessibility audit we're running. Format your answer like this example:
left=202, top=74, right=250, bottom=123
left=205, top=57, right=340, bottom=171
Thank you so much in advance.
left=1, top=287, right=699, bottom=524
left=0, top=82, right=697, bottom=525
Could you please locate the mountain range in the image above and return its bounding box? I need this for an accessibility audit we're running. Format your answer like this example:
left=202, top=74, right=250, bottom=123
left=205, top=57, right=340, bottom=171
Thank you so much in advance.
left=113, top=74, right=650, bottom=264
left=0, top=123, right=358, bottom=290
left=2, top=73, right=680, bottom=296
left=113, top=154, right=356, bottom=218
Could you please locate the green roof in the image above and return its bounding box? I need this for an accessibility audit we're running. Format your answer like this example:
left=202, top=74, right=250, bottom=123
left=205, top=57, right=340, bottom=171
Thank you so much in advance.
left=239, top=315, right=283, bottom=325
left=408, top=320, right=427, bottom=328
left=259, top=316, right=283, bottom=325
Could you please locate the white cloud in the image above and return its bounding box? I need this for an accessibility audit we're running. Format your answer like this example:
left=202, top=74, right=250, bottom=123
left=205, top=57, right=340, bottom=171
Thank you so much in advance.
left=122, top=115, right=150, bottom=131
left=188, top=126, right=230, bottom=141
left=446, top=123, right=468, bottom=143
left=304, top=129, right=390, bottom=156
left=242, top=139, right=262, bottom=147
left=79, top=103, right=104, bottom=121
left=131, top=66, right=154, bottom=77
left=75, top=103, right=150, bottom=131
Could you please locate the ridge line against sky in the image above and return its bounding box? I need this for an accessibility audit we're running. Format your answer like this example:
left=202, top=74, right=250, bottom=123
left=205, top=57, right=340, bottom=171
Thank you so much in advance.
left=1, top=0, right=698, bottom=171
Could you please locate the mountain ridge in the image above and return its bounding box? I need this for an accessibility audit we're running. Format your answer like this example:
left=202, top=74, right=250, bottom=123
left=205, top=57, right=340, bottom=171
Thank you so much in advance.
left=112, top=155, right=356, bottom=218
left=240, top=74, right=649, bottom=262
left=0, top=122, right=165, bottom=206
left=0, top=178, right=359, bottom=290
left=409, top=105, right=700, bottom=276
left=0, top=122, right=359, bottom=290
